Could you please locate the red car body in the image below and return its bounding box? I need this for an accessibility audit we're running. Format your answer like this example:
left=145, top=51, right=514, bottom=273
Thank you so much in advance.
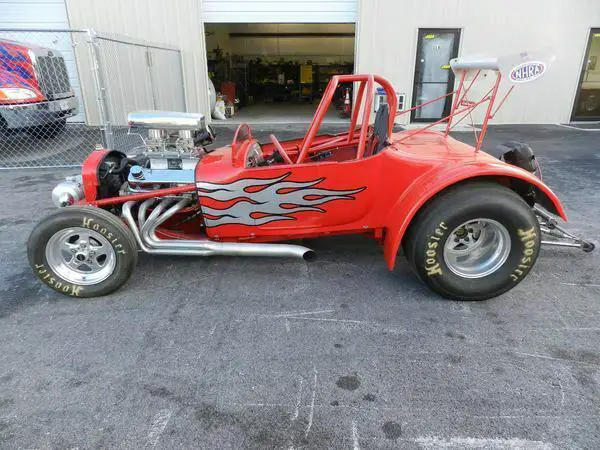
left=79, top=73, right=566, bottom=271
left=31, top=57, right=595, bottom=301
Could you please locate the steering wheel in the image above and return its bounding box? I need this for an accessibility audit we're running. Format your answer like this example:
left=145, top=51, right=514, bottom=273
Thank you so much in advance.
left=269, top=134, right=294, bottom=165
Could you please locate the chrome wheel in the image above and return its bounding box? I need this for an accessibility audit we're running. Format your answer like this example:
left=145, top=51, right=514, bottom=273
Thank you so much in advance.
left=443, top=218, right=511, bottom=279
left=45, top=227, right=116, bottom=285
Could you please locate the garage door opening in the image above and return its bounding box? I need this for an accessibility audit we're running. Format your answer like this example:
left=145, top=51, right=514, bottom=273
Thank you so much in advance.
left=205, top=23, right=355, bottom=124
left=572, top=29, right=600, bottom=121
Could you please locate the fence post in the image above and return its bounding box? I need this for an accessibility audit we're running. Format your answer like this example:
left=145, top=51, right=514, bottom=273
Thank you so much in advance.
left=145, top=46, right=158, bottom=109
left=86, top=29, right=114, bottom=150
left=179, top=50, right=188, bottom=112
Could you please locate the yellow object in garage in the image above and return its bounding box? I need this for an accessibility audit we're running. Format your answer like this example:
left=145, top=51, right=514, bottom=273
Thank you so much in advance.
left=300, top=64, right=313, bottom=84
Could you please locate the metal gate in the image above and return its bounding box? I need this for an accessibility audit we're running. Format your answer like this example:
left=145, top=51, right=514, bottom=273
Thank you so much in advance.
left=0, top=29, right=186, bottom=169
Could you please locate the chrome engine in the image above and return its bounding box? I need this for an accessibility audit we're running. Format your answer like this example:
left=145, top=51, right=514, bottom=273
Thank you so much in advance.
left=127, top=110, right=215, bottom=175
left=113, top=110, right=215, bottom=196
left=122, top=111, right=215, bottom=193
left=51, top=111, right=215, bottom=207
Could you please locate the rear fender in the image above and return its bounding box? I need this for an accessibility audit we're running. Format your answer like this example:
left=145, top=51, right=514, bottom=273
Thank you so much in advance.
left=382, top=163, right=567, bottom=270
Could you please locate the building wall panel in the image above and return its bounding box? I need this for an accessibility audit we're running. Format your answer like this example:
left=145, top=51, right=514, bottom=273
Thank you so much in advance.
left=356, top=0, right=600, bottom=124
left=65, top=0, right=210, bottom=122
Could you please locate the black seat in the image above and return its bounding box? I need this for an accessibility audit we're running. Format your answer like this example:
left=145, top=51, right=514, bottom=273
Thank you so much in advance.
left=372, top=103, right=390, bottom=155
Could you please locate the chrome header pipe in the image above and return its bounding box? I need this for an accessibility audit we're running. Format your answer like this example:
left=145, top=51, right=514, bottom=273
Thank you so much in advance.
left=123, top=201, right=208, bottom=256
left=122, top=200, right=315, bottom=260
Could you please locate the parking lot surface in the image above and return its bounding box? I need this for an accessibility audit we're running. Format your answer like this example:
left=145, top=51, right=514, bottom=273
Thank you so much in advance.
left=0, top=125, right=598, bottom=448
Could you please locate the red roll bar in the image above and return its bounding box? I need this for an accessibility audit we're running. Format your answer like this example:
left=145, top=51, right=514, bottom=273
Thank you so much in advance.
left=395, top=67, right=513, bottom=152
left=296, top=74, right=397, bottom=163
left=292, top=65, right=516, bottom=161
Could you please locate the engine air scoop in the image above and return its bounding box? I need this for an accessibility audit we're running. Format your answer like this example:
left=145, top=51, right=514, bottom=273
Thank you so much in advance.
left=127, top=111, right=206, bottom=130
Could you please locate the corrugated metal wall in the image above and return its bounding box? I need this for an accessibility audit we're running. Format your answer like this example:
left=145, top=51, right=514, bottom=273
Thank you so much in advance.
left=64, top=0, right=210, bottom=121
left=356, top=0, right=600, bottom=124
left=202, top=0, right=358, bottom=23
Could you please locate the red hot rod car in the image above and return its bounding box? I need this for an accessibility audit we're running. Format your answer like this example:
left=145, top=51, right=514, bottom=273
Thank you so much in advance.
left=28, top=54, right=593, bottom=300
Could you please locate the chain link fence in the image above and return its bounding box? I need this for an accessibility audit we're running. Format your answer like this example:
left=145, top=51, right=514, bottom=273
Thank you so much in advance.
left=0, top=29, right=186, bottom=169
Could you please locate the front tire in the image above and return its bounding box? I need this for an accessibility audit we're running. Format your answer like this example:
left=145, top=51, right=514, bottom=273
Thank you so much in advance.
left=27, top=206, right=137, bottom=298
left=403, top=182, right=541, bottom=301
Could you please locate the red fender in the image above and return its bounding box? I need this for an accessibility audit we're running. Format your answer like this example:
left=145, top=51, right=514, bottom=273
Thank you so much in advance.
left=382, top=162, right=567, bottom=270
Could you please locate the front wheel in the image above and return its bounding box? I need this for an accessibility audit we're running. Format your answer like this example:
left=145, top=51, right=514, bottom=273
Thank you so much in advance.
left=403, top=182, right=541, bottom=301
left=27, top=206, right=138, bottom=298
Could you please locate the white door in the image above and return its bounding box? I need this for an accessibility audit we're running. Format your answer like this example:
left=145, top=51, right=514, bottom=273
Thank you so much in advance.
left=202, top=0, right=358, bottom=23
left=0, top=0, right=85, bottom=121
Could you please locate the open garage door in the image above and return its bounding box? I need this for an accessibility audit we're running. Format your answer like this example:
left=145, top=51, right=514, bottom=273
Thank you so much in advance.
left=202, top=0, right=358, bottom=24
left=203, top=1, right=358, bottom=124
left=205, top=23, right=355, bottom=124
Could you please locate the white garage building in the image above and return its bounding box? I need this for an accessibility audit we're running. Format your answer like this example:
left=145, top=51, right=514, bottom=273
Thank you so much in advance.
left=3, top=0, right=600, bottom=124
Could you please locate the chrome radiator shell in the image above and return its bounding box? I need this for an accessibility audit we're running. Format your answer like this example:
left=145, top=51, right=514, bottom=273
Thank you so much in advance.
left=51, top=176, right=84, bottom=207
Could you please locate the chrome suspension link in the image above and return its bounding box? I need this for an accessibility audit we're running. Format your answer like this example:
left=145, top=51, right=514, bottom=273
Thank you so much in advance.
left=535, top=205, right=595, bottom=252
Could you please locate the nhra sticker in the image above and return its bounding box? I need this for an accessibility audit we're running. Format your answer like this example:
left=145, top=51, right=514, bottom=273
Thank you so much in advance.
left=509, top=61, right=546, bottom=83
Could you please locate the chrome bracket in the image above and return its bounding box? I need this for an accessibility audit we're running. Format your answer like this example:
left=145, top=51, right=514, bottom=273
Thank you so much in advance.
left=535, top=206, right=595, bottom=252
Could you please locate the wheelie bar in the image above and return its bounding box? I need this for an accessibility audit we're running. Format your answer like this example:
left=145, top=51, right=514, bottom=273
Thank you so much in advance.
left=534, top=206, right=595, bottom=252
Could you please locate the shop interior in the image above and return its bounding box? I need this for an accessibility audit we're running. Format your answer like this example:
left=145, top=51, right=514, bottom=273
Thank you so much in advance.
left=573, top=30, right=600, bottom=120
left=205, top=23, right=355, bottom=123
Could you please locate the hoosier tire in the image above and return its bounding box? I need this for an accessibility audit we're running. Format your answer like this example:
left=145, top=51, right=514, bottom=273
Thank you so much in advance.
left=27, top=206, right=137, bottom=298
left=403, top=182, right=541, bottom=301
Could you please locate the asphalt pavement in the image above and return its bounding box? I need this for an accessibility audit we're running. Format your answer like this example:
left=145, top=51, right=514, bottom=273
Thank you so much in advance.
left=0, top=124, right=598, bottom=448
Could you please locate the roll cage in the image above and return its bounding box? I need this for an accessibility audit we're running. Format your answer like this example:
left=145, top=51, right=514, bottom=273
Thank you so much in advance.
left=241, top=54, right=548, bottom=160
left=231, top=74, right=398, bottom=165
left=90, top=54, right=549, bottom=208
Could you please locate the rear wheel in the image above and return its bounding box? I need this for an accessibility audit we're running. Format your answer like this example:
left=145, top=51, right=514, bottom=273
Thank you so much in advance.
left=403, top=182, right=540, bottom=301
left=27, top=206, right=137, bottom=298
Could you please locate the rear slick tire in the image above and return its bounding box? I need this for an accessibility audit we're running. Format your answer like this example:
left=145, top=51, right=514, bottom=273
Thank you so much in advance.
left=403, top=182, right=541, bottom=301
left=27, top=206, right=137, bottom=298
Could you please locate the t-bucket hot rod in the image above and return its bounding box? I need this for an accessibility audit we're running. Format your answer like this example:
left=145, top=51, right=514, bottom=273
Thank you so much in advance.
left=28, top=53, right=594, bottom=300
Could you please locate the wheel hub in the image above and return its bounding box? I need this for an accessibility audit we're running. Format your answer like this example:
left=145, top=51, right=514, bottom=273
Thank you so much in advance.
left=45, top=227, right=117, bottom=285
left=443, top=218, right=511, bottom=279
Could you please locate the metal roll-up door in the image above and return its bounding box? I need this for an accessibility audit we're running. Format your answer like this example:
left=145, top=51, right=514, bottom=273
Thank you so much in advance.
left=202, top=0, right=358, bottom=23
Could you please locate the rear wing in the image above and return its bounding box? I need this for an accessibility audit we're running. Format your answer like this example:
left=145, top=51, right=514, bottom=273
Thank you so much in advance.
left=396, top=51, right=555, bottom=151
left=450, top=50, right=555, bottom=84
left=450, top=57, right=500, bottom=71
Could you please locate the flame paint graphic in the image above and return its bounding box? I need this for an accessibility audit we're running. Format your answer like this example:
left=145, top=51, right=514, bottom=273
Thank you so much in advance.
left=196, top=173, right=365, bottom=226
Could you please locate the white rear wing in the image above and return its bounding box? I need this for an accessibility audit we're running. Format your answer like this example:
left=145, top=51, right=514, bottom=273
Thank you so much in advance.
left=450, top=57, right=499, bottom=71
left=450, top=50, right=555, bottom=84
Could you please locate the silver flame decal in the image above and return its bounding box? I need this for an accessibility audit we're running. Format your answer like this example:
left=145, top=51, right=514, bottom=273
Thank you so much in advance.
left=196, top=173, right=365, bottom=226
